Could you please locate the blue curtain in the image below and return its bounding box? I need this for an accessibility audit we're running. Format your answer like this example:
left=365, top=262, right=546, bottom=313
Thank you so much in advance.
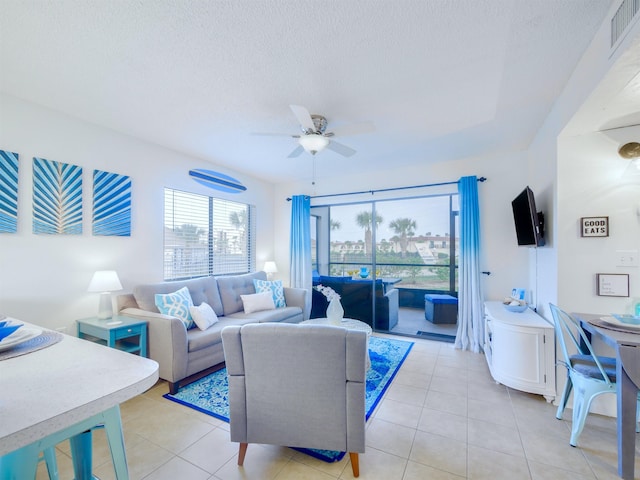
left=289, top=195, right=312, bottom=318
left=455, top=176, right=485, bottom=352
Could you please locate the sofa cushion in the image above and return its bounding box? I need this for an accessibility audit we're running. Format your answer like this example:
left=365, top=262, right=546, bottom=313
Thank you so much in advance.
left=253, top=279, right=286, bottom=308
left=241, top=292, right=276, bottom=314
left=226, top=306, right=303, bottom=323
left=133, top=276, right=224, bottom=317
left=216, top=271, right=267, bottom=315
left=189, top=302, right=219, bottom=331
left=186, top=317, right=249, bottom=352
left=155, top=287, right=195, bottom=329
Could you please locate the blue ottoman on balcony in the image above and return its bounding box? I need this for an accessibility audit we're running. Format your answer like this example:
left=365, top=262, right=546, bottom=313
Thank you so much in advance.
left=424, top=294, right=458, bottom=324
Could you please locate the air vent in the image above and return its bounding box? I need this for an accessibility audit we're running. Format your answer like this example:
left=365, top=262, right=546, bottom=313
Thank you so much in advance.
left=611, top=0, right=640, bottom=47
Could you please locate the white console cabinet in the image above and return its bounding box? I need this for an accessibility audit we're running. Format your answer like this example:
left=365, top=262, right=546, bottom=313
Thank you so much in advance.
left=484, top=301, right=555, bottom=402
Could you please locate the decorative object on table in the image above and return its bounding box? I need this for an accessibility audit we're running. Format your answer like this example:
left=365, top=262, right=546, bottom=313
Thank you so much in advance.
left=32, top=157, right=83, bottom=235
left=189, top=168, right=246, bottom=193
left=0, top=325, right=42, bottom=353
left=164, top=335, right=413, bottom=463
left=359, top=267, right=369, bottom=278
left=0, top=149, right=19, bottom=233
left=502, top=292, right=528, bottom=313
left=600, top=314, right=640, bottom=331
left=596, top=273, right=629, bottom=297
left=92, top=169, right=131, bottom=236
left=0, top=328, right=63, bottom=361
left=263, top=261, right=278, bottom=280
left=315, top=284, right=343, bottom=324
left=0, top=320, right=22, bottom=341
left=580, top=216, right=608, bottom=237
left=88, top=270, right=123, bottom=319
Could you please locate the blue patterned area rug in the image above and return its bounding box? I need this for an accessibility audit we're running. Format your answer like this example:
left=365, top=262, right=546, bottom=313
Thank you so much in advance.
left=163, top=336, right=413, bottom=463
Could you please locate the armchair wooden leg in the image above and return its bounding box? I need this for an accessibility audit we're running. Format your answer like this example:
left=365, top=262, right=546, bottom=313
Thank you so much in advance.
left=349, top=452, right=359, bottom=477
left=238, top=443, right=248, bottom=466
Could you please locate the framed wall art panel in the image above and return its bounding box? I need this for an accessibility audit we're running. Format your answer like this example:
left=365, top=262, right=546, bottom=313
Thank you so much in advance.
left=32, top=157, right=83, bottom=234
left=0, top=150, right=19, bottom=233
left=92, top=169, right=131, bottom=236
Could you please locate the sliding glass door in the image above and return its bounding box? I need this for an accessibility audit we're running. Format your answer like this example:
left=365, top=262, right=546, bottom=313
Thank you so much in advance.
left=312, top=193, right=459, bottom=335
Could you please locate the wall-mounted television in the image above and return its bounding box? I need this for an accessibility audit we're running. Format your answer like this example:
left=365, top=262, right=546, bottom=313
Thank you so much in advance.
left=511, top=186, right=545, bottom=247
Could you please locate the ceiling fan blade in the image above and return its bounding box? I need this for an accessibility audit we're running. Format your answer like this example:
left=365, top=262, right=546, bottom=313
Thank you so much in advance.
left=287, top=145, right=305, bottom=158
left=328, top=121, right=376, bottom=137
left=250, top=132, right=294, bottom=137
left=290, top=105, right=316, bottom=133
left=327, top=140, right=356, bottom=157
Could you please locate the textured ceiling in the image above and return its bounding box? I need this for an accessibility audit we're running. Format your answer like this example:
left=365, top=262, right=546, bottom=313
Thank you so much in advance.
left=0, top=0, right=618, bottom=183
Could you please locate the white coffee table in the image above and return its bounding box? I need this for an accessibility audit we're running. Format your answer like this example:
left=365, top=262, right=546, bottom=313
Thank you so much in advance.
left=300, top=317, right=372, bottom=368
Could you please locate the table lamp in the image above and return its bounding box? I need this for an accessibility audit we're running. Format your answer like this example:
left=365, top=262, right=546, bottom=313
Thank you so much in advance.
left=263, top=261, right=278, bottom=280
left=88, top=270, right=123, bottom=319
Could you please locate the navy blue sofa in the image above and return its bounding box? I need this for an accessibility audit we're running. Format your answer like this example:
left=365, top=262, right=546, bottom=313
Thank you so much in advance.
left=311, top=276, right=399, bottom=331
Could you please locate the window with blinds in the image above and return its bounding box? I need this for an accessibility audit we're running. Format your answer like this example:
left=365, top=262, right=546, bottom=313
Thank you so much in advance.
left=164, top=188, right=255, bottom=280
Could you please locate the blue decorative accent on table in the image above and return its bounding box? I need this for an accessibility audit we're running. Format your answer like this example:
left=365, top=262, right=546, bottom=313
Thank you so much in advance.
left=0, top=150, right=19, bottom=233
left=189, top=169, right=246, bottom=193
left=92, top=169, right=131, bottom=236
left=32, top=157, right=82, bottom=234
left=164, top=336, right=413, bottom=463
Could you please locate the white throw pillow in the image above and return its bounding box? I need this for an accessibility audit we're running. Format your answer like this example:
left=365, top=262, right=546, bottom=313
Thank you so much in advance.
left=154, top=286, right=194, bottom=329
left=189, top=302, right=219, bottom=331
left=240, top=291, right=276, bottom=314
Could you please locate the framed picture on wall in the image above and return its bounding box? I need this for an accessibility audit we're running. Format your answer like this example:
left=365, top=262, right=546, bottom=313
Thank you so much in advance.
left=581, top=216, right=608, bottom=237
left=596, top=273, right=629, bottom=297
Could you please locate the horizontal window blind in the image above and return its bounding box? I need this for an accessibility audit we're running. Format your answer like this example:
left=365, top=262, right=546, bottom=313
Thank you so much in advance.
left=164, top=188, right=255, bottom=280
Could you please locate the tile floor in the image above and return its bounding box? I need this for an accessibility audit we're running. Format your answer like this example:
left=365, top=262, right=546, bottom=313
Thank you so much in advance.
left=37, top=334, right=639, bottom=480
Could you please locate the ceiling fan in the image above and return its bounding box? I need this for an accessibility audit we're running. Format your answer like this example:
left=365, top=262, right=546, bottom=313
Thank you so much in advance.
left=252, top=105, right=374, bottom=158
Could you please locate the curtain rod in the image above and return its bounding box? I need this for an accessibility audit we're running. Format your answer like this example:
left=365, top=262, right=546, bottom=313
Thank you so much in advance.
left=286, top=176, right=486, bottom=201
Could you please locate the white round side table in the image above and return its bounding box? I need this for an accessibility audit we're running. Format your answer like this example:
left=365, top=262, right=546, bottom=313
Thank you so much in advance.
left=300, top=317, right=372, bottom=369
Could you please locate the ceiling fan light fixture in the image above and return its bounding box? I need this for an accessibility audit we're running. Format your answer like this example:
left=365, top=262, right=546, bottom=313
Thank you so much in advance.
left=618, top=142, right=640, bottom=159
left=299, top=134, right=329, bottom=155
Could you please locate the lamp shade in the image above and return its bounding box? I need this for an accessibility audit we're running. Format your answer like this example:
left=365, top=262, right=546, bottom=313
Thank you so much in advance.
left=87, top=270, right=123, bottom=293
left=263, top=261, right=278, bottom=274
left=299, top=134, right=329, bottom=155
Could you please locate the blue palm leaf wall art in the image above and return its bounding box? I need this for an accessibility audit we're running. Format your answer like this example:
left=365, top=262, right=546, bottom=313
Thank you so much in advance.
left=0, top=150, right=19, bottom=233
left=33, top=157, right=83, bottom=234
left=93, top=170, right=131, bottom=236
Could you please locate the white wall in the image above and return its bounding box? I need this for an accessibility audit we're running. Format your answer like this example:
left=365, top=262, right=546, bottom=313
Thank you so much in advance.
left=274, top=150, right=533, bottom=303
left=0, top=94, right=276, bottom=332
left=528, top=4, right=640, bottom=415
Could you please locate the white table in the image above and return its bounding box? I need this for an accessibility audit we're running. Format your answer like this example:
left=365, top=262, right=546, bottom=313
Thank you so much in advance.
left=0, top=320, right=159, bottom=479
left=301, top=317, right=372, bottom=368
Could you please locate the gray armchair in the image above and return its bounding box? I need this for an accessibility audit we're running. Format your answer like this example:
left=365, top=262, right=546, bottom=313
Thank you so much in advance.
left=221, top=323, right=367, bottom=477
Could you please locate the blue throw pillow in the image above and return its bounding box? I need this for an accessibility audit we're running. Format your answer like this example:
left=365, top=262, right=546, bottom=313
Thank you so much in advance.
left=253, top=279, right=286, bottom=308
left=155, top=286, right=195, bottom=329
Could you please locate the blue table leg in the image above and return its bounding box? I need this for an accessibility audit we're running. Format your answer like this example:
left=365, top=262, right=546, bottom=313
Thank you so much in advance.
left=0, top=405, right=128, bottom=480
left=0, top=444, right=39, bottom=480
left=70, top=430, right=93, bottom=480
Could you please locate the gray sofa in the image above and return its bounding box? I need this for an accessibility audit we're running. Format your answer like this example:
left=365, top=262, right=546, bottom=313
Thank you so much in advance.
left=116, top=271, right=307, bottom=393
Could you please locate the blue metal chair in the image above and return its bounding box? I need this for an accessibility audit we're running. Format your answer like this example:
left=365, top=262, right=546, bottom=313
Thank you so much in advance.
left=550, top=304, right=640, bottom=446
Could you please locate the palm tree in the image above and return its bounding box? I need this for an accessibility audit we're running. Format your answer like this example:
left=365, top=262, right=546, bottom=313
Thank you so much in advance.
left=355, top=211, right=383, bottom=256
left=330, top=219, right=341, bottom=230
left=229, top=210, right=247, bottom=252
left=174, top=223, right=205, bottom=245
left=389, top=217, right=417, bottom=257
